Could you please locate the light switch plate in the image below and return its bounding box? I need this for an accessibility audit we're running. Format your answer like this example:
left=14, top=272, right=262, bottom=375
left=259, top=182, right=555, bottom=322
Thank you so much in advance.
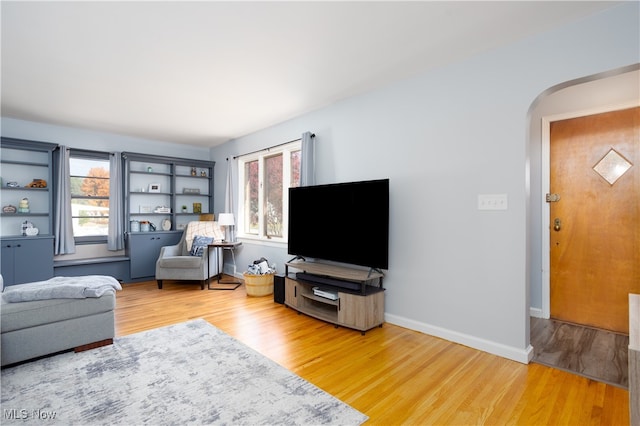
left=478, top=194, right=508, bottom=210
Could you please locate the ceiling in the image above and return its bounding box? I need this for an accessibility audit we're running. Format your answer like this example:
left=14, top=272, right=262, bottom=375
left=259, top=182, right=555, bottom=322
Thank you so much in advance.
left=1, top=1, right=620, bottom=147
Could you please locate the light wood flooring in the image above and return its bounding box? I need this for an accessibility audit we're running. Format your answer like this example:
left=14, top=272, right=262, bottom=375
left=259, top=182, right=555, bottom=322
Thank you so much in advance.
left=531, top=317, right=629, bottom=389
left=115, top=279, right=629, bottom=425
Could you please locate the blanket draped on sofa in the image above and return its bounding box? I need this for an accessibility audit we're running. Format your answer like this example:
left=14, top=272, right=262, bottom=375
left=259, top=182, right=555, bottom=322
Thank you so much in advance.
left=2, top=275, right=122, bottom=302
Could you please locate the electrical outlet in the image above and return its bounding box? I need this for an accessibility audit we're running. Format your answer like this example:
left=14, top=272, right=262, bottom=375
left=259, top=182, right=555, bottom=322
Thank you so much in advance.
left=478, top=194, right=508, bottom=210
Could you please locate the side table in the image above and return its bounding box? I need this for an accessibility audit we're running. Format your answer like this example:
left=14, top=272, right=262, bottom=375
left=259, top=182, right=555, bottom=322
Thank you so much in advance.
left=207, top=241, right=242, bottom=290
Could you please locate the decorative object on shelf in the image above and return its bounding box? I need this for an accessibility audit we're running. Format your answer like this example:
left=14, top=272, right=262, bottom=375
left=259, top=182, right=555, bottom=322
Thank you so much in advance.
left=191, top=166, right=197, bottom=176
left=161, top=218, right=172, bottom=231
left=18, top=198, right=30, bottom=213
left=2, top=205, right=17, bottom=213
left=147, top=166, right=153, bottom=173
left=26, top=178, right=47, bottom=188
left=218, top=213, right=235, bottom=242
left=154, top=206, right=171, bottom=213
left=21, top=220, right=36, bottom=236
left=181, top=205, right=188, bottom=213
left=139, top=205, right=153, bottom=213
left=130, top=220, right=140, bottom=232
left=6, top=181, right=19, bottom=188
left=192, top=202, right=202, bottom=214
left=25, top=226, right=39, bottom=236
left=200, top=169, right=207, bottom=177
left=140, top=221, right=151, bottom=232
left=148, top=183, right=161, bottom=193
left=182, top=188, right=200, bottom=194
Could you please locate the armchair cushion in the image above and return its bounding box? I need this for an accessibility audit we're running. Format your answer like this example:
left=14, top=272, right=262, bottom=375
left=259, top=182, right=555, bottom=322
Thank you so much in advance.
left=189, top=235, right=214, bottom=256
left=157, top=254, right=203, bottom=269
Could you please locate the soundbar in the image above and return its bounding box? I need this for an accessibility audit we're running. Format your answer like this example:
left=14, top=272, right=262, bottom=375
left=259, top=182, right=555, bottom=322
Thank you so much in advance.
left=296, top=272, right=361, bottom=291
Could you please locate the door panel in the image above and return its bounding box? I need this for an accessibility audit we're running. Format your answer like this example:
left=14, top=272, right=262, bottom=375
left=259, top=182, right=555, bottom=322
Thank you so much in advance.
left=550, top=107, right=639, bottom=333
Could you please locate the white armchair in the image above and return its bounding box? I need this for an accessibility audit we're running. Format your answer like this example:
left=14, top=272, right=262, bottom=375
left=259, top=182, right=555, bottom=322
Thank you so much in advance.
left=155, top=221, right=225, bottom=290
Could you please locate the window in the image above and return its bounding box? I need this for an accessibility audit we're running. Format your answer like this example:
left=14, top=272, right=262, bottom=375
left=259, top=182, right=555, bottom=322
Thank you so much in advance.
left=238, top=141, right=301, bottom=242
left=69, top=152, right=110, bottom=241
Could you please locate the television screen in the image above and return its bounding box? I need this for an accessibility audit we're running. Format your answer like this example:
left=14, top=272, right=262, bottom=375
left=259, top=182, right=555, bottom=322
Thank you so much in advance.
left=288, top=179, right=389, bottom=270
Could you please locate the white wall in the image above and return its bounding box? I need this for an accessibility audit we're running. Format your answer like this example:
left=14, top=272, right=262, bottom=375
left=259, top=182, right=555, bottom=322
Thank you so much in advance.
left=210, top=3, right=639, bottom=362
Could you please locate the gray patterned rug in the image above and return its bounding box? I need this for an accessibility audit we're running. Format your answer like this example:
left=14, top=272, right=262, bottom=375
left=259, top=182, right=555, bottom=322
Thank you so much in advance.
left=1, top=319, right=368, bottom=425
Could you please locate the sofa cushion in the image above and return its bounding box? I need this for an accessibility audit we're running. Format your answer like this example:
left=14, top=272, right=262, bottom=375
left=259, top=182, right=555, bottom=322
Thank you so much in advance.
left=1, top=291, right=115, bottom=333
left=158, top=255, right=202, bottom=269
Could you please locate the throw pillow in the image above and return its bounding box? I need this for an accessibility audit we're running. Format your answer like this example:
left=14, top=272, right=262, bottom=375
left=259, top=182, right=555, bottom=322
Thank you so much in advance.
left=189, top=235, right=214, bottom=256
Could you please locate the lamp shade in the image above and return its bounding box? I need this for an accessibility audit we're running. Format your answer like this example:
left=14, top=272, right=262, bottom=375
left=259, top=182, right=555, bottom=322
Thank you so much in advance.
left=218, top=213, right=235, bottom=226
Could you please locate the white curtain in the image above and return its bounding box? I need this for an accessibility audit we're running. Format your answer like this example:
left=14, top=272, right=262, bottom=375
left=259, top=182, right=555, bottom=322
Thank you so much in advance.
left=108, top=152, right=125, bottom=250
left=300, top=131, right=315, bottom=187
left=54, top=146, right=75, bottom=255
left=224, top=158, right=238, bottom=242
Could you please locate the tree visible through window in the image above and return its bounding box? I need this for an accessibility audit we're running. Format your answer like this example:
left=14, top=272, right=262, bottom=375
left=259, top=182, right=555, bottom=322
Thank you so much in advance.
left=70, top=156, right=110, bottom=238
left=238, top=141, right=301, bottom=241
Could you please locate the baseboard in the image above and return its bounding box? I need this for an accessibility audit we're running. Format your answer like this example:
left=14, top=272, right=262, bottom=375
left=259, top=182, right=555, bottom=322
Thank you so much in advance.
left=384, top=313, right=534, bottom=364
left=223, top=263, right=243, bottom=280
left=529, top=307, right=544, bottom=318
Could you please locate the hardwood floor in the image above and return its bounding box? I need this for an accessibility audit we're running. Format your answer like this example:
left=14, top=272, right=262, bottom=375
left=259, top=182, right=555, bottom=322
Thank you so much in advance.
left=115, top=280, right=629, bottom=425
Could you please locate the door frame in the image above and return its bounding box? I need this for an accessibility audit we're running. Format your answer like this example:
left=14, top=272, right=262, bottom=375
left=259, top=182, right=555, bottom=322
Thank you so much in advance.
left=540, top=100, right=639, bottom=319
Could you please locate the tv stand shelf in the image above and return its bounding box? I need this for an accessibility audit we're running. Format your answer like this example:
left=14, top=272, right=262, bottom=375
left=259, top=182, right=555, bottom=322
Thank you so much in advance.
left=284, top=260, right=385, bottom=334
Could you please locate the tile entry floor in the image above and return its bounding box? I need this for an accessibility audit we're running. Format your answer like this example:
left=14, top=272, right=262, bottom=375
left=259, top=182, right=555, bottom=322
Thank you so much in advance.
left=530, top=317, right=629, bottom=389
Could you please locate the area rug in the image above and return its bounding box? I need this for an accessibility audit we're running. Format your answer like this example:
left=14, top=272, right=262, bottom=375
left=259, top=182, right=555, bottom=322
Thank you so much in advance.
left=1, top=319, right=368, bottom=425
left=530, top=317, right=628, bottom=389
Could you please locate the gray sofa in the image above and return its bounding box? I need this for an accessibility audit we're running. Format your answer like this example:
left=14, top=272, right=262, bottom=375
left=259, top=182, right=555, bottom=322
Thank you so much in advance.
left=1, top=279, right=116, bottom=367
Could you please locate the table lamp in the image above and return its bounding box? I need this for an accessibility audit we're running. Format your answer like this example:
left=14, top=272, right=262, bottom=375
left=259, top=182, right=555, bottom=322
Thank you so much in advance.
left=218, top=213, right=235, bottom=242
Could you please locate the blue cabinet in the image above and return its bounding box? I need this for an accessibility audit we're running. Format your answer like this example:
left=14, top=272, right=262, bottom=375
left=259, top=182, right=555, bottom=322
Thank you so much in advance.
left=1, top=236, right=54, bottom=286
left=127, top=231, right=182, bottom=280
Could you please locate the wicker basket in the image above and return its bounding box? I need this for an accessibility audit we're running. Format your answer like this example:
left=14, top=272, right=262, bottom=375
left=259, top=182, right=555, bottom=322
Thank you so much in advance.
left=243, top=273, right=274, bottom=297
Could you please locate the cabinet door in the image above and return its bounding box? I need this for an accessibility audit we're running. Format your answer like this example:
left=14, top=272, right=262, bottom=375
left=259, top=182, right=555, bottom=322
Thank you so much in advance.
left=337, top=291, right=385, bottom=331
left=14, top=238, right=54, bottom=284
left=130, top=233, right=182, bottom=279
left=1, top=243, right=16, bottom=285
left=1, top=238, right=53, bottom=286
left=284, top=278, right=298, bottom=308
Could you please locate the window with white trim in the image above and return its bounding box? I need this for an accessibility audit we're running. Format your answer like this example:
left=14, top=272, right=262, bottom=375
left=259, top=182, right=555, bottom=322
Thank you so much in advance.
left=69, top=152, right=110, bottom=241
left=237, top=140, right=301, bottom=242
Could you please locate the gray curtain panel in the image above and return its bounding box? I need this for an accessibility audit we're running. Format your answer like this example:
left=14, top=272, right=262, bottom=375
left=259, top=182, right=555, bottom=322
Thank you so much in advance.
left=300, top=131, right=315, bottom=187
left=54, top=146, right=75, bottom=255
left=108, top=152, right=125, bottom=250
left=224, top=158, right=238, bottom=242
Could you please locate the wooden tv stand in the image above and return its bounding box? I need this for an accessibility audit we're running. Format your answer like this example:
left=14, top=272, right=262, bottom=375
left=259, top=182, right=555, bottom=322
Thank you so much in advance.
left=284, top=259, right=385, bottom=334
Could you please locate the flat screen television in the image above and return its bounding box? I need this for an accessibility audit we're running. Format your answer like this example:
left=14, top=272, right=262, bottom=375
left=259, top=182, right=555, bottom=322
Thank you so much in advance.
left=288, top=178, right=389, bottom=270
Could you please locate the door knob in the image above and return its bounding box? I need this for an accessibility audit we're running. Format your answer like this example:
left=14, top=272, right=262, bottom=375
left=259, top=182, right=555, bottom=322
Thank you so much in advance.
left=553, top=218, right=561, bottom=231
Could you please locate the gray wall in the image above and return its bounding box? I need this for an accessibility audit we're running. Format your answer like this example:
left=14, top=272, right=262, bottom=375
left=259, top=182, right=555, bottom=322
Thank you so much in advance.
left=1, top=117, right=212, bottom=260
left=210, top=3, right=639, bottom=362
left=1, top=118, right=211, bottom=159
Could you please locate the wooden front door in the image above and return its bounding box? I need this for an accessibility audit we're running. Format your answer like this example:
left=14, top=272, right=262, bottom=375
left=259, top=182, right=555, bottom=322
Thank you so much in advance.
left=550, top=106, right=639, bottom=334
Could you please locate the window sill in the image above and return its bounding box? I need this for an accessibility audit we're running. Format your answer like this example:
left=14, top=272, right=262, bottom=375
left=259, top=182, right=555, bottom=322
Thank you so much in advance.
left=238, top=236, right=287, bottom=249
